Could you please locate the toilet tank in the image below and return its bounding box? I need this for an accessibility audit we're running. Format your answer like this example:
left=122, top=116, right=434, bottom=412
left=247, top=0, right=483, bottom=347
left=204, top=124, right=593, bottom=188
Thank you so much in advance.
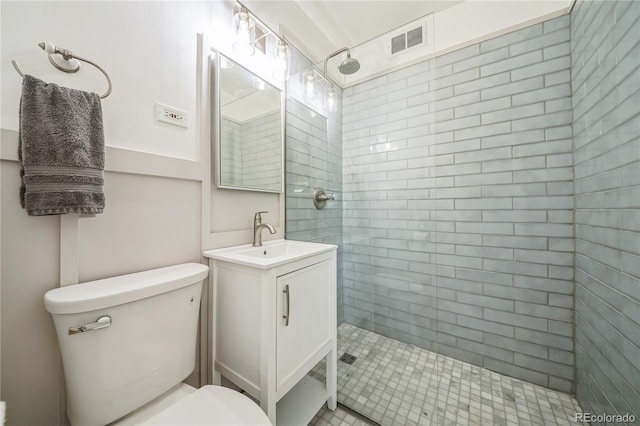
left=44, top=263, right=209, bottom=426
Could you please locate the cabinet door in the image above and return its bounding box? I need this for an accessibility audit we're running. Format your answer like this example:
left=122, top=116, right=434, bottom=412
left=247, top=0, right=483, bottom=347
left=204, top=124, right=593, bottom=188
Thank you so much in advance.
left=276, top=260, right=332, bottom=389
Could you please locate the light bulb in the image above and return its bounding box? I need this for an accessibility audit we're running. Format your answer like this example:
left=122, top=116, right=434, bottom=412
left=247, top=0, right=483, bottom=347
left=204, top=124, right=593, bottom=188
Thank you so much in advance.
left=326, top=87, right=337, bottom=113
left=273, top=40, right=289, bottom=80
left=233, top=7, right=255, bottom=56
left=304, top=72, right=316, bottom=98
left=237, top=19, right=250, bottom=43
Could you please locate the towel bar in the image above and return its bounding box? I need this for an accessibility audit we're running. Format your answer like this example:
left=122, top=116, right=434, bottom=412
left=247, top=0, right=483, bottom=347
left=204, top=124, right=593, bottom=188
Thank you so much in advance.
left=11, top=41, right=112, bottom=99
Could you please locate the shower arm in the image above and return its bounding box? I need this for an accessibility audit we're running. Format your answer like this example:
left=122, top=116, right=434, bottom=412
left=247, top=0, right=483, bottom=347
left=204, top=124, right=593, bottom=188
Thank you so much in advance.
left=323, top=47, right=350, bottom=79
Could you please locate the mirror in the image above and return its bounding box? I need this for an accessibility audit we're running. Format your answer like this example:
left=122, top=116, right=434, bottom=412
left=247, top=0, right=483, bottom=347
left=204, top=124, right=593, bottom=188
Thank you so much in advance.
left=213, top=52, right=283, bottom=193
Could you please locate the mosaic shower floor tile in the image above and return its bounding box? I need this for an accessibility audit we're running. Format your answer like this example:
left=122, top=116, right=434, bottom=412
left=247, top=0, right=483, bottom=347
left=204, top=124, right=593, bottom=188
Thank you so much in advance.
left=309, top=323, right=584, bottom=426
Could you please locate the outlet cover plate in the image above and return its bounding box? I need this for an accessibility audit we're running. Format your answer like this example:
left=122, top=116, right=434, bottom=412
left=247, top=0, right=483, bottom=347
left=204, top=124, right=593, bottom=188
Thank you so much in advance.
left=155, top=103, right=188, bottom=128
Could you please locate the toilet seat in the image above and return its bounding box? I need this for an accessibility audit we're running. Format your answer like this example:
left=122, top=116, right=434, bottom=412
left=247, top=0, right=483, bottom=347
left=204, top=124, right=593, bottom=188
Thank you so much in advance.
left=141, top=385, right=271, bottom=425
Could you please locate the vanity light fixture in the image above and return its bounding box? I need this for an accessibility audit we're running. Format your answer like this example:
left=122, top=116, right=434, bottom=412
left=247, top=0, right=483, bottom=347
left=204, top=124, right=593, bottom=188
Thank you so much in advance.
left=231, top=2, right=290, bottom=81
left=273, top=39, right=289, bottom=80
left=303, top=70, right=317, bottom=99
left=299, top=66, right=338, bottom=113
left=232, top=6, right=255, bottom=56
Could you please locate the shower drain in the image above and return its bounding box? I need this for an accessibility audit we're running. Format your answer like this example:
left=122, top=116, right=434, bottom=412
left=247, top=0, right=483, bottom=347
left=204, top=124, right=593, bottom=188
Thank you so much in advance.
left=339, top=352, right=357, bottom=365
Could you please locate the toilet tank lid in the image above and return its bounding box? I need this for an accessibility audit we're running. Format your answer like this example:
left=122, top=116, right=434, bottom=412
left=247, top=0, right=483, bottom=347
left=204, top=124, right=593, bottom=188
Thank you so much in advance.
left=44, top=263, right=209, bottom=314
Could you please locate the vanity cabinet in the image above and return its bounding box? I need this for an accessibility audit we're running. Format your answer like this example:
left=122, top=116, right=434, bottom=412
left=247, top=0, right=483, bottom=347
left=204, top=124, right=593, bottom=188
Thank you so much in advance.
left=204, top=241, right=337, bottom=426
left=276, top=261, right=332, bottom=389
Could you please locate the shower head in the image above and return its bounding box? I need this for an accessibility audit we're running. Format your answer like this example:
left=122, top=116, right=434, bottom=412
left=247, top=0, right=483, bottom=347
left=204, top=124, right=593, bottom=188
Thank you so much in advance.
left=323, top=47, right=360, bottom=80
left=338, top=54, right=360, bottom=75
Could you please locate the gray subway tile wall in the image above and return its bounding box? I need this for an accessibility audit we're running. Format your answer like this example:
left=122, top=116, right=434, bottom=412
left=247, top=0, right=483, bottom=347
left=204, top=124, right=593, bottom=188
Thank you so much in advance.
left=220, top=112, right=281, bottom=188
left=220, top=118, right=242, bottom=185
left=285, top=0, right=639, bottom=419
left=342, top=14, right=576, bottom=392
left=572, top=0, right=640, bottom=420
left=239, top=112, right=282, bottom=189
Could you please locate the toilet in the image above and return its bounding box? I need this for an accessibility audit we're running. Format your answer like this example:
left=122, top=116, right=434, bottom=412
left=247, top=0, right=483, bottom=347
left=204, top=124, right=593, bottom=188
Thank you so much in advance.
left=44, top=263, right=271, bottom=426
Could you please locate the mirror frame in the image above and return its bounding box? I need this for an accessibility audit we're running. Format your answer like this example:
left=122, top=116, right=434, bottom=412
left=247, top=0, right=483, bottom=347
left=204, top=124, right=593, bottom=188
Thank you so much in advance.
left=212, top=49, right=285, bottom=193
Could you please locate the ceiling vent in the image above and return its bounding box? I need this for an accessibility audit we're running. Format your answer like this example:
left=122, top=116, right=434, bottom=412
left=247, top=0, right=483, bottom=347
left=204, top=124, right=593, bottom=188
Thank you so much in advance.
left=391, top=25, right=425, bottom=55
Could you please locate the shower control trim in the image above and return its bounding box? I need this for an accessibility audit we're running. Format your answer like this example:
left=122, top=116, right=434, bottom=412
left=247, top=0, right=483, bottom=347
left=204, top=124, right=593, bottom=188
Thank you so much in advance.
left=313, top=187, right=335, bottom=210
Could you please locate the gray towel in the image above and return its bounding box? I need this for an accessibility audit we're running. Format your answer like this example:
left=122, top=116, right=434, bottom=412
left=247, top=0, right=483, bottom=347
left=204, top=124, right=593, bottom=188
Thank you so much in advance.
left=19, top=74, right=105, bottom=216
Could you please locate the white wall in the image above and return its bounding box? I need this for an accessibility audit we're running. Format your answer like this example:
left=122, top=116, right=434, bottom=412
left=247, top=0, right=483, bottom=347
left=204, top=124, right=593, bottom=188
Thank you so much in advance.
left=0, top=2, right=213, bottom=424
left=0, top=2, right=291, bottom=422
left=0, top=131, right=203, bottom=425
left=1, top=1, right=214, bottom=161
left=0, top=0, right=588, bottom=424
left=0, top=158, right=62, bottom=426
left=201, top=36, right=285, bottom=250
left=243, top=0, right=335, bottom=65
left=434, top=0, right=573, bottom=54
left=343, top=0, right=573, bottom=86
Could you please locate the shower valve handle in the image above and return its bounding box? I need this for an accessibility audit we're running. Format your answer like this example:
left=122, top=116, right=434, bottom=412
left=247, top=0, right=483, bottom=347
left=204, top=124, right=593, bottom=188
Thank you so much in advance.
left=313, top=188, right=335, bottom=210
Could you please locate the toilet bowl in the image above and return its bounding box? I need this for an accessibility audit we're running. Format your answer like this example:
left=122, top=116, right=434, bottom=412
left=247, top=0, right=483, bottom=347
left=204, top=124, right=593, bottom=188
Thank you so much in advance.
left=44, top=263, right=271, bottom=426
left=111, top=383, right=270, bottom=425
left=136, top=385, right=269, bottom=425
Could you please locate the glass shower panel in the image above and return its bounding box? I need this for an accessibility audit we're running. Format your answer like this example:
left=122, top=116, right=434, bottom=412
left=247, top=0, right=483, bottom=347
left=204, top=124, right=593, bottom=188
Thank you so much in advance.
left=285, top=19, right=441, bottom=423
left=339, top=57, right=438, bottom=424
left=285, top=99, right=336, bottom=241
left=284, top=49, right=344, bottom=321
left=335, top=13, right=441, bottom=424
left=284, top=54, right=348, bottom=412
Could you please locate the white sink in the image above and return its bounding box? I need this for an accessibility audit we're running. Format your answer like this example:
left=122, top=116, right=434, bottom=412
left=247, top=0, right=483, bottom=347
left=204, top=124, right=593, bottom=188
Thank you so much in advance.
left=203, top=239, right=337, bottom=269
left=238, top=244, right=297, bottom=259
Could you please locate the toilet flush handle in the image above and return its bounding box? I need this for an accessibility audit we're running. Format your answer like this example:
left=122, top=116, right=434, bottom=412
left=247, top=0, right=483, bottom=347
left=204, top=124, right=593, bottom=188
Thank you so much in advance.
left=68, top=315, right=111, bottom=335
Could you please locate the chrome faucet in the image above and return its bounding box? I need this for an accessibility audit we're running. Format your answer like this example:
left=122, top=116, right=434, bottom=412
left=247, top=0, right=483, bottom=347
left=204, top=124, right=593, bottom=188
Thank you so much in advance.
left=253, top=211, right=276, bottom=247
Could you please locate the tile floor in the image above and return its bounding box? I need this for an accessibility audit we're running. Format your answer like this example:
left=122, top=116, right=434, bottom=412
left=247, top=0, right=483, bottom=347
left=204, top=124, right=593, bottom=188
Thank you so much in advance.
left=309, top=323, right=585, bottom=426
left=311, top=404, right=377, bottom=426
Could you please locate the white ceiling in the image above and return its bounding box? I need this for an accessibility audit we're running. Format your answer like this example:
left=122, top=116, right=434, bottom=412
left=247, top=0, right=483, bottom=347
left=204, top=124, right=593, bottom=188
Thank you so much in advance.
left=245, top=0, right=463, bottom=63
left=294, top=1, right=463, bottom=51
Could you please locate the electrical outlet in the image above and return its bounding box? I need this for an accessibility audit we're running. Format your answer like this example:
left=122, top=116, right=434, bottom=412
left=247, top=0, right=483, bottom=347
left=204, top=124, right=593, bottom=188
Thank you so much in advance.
left=155, top=103, right=188, bottom=128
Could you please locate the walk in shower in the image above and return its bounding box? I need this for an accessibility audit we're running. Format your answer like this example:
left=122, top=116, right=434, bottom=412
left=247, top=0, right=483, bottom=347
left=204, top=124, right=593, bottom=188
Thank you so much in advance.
left=286, top=1, right=639, bottom=424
